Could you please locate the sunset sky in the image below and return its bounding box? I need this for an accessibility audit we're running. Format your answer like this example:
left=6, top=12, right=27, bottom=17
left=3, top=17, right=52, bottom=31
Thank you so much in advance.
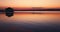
left=0, top=0, right=60, bottom=10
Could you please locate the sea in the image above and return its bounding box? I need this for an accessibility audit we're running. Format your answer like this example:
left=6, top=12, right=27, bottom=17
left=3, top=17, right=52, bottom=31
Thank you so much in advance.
left=0, top=11, right=60, bottom=32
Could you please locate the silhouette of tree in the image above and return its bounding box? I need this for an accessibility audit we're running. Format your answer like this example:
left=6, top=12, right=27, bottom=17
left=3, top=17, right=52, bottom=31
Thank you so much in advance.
left=5, top=7, right=14, bottom=17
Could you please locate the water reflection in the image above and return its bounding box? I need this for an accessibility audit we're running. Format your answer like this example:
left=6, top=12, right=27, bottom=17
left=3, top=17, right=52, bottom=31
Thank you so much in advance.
left=0, top=13, right=60, bottom=24
left=0, top=13, right=60, bottom=32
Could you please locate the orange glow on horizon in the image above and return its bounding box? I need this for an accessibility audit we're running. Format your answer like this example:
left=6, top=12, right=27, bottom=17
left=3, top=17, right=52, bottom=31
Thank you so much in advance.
left=0, top=0, right=60, bottom=9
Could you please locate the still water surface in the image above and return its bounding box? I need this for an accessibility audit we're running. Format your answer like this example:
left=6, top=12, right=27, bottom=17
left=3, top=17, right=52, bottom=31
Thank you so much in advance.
left=0, top=12, right=60, bottom=32
left=0, top=13, right=60, bottom=24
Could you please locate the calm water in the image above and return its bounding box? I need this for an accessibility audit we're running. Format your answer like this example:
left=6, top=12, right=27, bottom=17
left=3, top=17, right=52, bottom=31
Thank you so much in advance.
left=0, top=12, right=60, bottom=32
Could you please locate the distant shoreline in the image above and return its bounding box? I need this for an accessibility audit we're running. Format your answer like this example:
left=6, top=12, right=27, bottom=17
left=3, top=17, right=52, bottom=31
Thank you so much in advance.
left=0, top=11, right=60, bottom=14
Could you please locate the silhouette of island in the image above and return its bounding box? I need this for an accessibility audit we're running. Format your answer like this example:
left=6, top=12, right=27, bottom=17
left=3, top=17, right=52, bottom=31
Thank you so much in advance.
left=5, top=7, right=14, bottom=17
left=14, top=8, right=60, bottom=11
left=0, top=7, right=60, bottom=12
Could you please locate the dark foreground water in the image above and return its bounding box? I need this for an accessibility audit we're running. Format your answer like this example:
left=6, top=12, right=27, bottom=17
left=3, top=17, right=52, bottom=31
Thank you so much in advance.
left=0, top=12, right=60, bottom=32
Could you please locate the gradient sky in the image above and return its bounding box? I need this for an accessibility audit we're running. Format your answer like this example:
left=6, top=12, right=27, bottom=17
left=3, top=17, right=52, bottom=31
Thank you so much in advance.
left=0, top=0, right=60, bottom=9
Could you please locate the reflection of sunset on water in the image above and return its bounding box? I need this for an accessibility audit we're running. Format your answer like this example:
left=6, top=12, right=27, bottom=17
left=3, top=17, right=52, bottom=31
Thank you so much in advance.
left=0, top=13, right=60, bottom=24
left=0, top=0, right=60, bottom=31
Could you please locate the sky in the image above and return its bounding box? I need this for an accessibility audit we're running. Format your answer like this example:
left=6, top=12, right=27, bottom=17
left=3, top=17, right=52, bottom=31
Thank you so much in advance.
left=0, top=0, right=60, bottom=10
